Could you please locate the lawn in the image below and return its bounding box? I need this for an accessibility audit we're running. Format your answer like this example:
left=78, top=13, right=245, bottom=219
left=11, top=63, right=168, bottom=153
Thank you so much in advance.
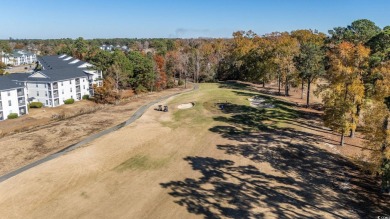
left=0, top=82, right=388, bottom=219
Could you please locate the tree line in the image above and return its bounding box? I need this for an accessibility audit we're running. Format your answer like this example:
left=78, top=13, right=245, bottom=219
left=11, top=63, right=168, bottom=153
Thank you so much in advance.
left=217, top=19, right=390, bottom=193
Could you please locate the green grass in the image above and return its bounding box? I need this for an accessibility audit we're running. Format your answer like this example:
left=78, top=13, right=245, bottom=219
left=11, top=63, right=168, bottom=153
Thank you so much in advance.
left=117, top=82, right=300, bottom=173
left=115, top=154, right=171, bottom=171
left=162, top=82, right=299, bottom=132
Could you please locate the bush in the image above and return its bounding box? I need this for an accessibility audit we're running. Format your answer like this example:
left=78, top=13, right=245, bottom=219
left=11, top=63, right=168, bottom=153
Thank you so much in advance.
left=166, top=80, right=176, bottom=88
left=82, top=94, right=90, bottom=100
left=29, top=102, right=43, bottom=108
left=178, top=80, right=184, bottom=86
left=64, top=98, right=75, bottom=104
left=7, top=113, right=18, bottom=119
left=135, top=85, right=147, bottom=94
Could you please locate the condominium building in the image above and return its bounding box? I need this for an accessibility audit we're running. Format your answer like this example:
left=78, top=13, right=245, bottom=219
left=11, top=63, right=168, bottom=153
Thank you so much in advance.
left=5, top=54, right=102, bottom=108
left=1, top=50, right=37, bottom=66
left=0, top=77, right=28, bottom=121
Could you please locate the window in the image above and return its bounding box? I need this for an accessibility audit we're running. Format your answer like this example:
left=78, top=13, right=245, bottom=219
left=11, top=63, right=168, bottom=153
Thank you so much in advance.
left=45, top=91, right=47, bottom=97
left=44, top=84, right=46, bottom=88
left=83, top=79, right=85, bottom=82
left=62, top=89, right=64, bottom=94
left=37, top=91, right=39, bottom=96
left=36, top=84, right=38, bottom=88
left=83, top=85, right=85, bottom=89
left=61, top=82, right=63, bottom=86
left=46, top=100, right=48, bottom=105
left=7, top=91, right=10, bottom=96
left=70, top=80, right=72, bottom=84
left=70, top=88, right=72, bottom=92
left=8, top=100, right=11, bottom=106
left=71, top=95, right=73, bottom=99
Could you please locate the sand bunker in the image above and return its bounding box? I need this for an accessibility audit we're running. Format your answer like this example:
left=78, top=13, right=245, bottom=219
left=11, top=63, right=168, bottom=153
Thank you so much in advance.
left=178, top=102, right=195, bottom=109
left=248, top=97, right=275, bottom=108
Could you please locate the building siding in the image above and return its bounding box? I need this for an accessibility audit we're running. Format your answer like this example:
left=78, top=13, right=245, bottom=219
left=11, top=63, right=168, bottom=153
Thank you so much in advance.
left=0, top=87, right=28, bottom=121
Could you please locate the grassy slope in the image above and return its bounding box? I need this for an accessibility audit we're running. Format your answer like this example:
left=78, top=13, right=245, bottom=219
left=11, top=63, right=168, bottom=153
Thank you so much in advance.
left=157, top=82, right=389, bottom=218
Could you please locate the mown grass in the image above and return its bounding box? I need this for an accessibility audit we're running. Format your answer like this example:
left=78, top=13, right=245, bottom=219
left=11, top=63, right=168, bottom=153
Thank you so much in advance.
left=162, top=82, right=299, bottom=131
left=115, top=154, right=171, bottom=171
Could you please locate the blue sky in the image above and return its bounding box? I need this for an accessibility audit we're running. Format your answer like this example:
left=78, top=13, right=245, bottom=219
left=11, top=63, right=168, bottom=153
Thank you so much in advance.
left=1, top=0, right=390, bottom=39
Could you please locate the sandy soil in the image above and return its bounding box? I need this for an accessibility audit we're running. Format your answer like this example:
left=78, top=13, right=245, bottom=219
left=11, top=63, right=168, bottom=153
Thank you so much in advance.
left=2, top=64, right=34, bottom=74
left=177, top=103, right=194, bottom=109
left=0, top=86, right=190, bottom=175
left=0, top=82, right=388, bottom=218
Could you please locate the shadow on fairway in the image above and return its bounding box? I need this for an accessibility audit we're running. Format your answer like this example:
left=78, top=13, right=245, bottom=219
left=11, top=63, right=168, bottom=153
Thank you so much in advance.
left=161, top=82, right=390, bottom=218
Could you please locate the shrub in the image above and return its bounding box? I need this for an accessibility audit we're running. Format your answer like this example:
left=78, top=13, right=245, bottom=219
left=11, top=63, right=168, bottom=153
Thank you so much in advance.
left=64, top=98, right=75, bottom=104
left=166, top=80, right=176, bottom=88
left=7, top=113, right=18, bottom=119
left=29, top=102, right=43, bottom=108
left=82, top=94, right=90, bottom=100
left=178, top=80, right=184, bottom=86
left=135, top=85, right=147, bottom=94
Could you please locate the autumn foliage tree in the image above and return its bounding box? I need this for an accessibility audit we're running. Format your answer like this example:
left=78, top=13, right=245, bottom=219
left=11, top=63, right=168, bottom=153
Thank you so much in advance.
left=93, top=77, right=120, bottom=104
left=267, top=32, right=299, bottom=96
left=154, top=55, right=167, bottom=90
left=322, top=42, right=369, bottom=145
left=364, top=61, right=390, bottom=192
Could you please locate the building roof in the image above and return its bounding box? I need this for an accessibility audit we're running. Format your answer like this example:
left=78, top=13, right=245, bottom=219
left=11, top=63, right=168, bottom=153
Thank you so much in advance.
left=38, top=55, right=88, bottom=70
left=1, top=50, right=36, bottom=59
left=26, top=68, right=88, bottom=82
left=1, top=55, right=95, bottom=84
left=0, top=76, right=24, bottom=91
left=5, top=73, right=31, bottom=81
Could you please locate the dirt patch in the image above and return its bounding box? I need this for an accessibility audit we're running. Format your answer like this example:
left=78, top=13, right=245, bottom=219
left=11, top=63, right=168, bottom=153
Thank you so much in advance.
left=177, top=102, right=195, bottom=109
left=0, top=86, right=192, bottom=176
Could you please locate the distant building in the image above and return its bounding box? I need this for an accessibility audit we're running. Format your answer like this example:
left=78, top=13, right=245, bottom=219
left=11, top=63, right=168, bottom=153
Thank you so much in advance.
left=5, top=55, right=103, bottom=108
left=99, top=44, right=129, bottom=52
left=0, top=50, right=37, bottom=66
left=0, top=77, right=28, bottom=121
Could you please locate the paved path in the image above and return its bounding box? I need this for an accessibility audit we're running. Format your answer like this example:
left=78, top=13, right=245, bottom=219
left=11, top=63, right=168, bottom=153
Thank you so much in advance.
left=0, top=85, right=198, bottom=183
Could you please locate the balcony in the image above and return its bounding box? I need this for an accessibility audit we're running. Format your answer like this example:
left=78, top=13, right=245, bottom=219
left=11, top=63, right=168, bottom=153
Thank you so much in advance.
left=76, top=79, right=80, bottom=85
left=19, top=107, right=27, bottom=115
left=0, top=103, right=2, bottom=111
left=76, top=86, right=81, bottom=93
left=18, top=97, right=26, bottom=106
left=54, top=98, right=60, bottom=107
left=17, top=88, right=24, bottom=96
left=53, top=83, right=58, bottom=90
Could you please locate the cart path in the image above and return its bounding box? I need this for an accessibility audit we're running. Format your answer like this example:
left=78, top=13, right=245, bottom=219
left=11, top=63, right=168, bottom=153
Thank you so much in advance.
left=0, top=85, right=198, bottom=183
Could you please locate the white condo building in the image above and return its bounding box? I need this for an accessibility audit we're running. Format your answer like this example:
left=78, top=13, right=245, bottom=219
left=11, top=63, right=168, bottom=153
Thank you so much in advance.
left=0, top=55, right=103, bottom=119
left=1, top=50, right=37, bottom=66
left=0, top=77, right=28, bottom=121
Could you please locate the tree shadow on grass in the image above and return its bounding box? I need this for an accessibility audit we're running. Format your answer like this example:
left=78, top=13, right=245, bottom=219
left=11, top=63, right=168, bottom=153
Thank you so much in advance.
left=161, top=83, right=389, bottom=218
left=218, top=81, right=253, bottom=92
left=161, top=126, right=389, bottom=218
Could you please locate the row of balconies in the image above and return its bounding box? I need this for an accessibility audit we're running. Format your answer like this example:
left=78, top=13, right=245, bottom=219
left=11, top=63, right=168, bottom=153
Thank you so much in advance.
left=0, top=98, right=25, bottom=111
